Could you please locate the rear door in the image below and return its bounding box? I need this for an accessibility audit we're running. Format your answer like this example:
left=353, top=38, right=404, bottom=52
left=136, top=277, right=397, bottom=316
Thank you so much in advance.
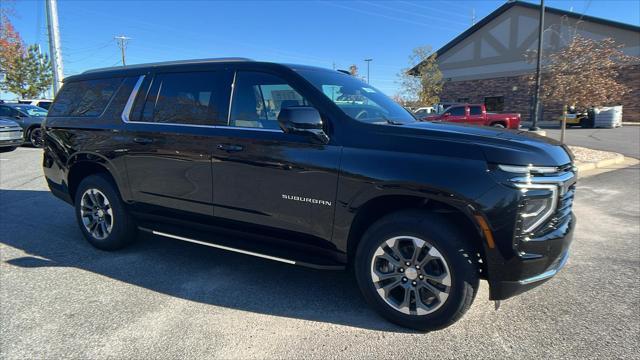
left=467, top=105, right=485, bottom=126
left=210, top=69, right=341, bottom=243
left=122, top=69, right=233, bottom=216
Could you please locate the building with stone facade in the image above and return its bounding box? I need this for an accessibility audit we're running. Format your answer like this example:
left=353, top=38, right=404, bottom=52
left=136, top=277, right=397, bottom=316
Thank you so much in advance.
left=412, top=1, right=640, bottom=122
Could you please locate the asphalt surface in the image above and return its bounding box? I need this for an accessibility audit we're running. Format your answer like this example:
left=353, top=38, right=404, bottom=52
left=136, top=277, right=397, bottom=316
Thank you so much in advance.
left=521, top=122, right=640, bottom=159
left=1, top=147, right=639, bottom=359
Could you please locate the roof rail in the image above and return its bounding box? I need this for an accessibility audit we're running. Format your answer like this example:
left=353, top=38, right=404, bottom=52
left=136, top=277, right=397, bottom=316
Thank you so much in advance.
left=83, top=57, right=254, bottom=74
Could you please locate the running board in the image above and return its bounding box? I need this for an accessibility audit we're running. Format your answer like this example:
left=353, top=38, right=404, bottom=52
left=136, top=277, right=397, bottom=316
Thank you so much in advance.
left=138, top=227, right=345, bottom=270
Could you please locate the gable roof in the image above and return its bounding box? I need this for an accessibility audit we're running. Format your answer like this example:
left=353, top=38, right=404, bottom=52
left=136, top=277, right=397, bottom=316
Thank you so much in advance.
left=409, top=0, right=640, bottom=74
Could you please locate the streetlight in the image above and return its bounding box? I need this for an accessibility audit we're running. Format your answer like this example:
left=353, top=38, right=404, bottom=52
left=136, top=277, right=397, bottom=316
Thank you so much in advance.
left=364, top=58, right=373, bottom=83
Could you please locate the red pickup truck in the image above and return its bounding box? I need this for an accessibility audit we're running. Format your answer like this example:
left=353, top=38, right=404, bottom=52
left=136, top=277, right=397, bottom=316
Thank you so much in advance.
left=421, top=104, right=521, bottom=129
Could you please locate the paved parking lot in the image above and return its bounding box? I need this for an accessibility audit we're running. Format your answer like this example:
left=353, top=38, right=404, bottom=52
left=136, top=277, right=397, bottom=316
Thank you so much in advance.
left=521, top=123, right=640, bottom=159
left=1, top=147, right=639, bottom=359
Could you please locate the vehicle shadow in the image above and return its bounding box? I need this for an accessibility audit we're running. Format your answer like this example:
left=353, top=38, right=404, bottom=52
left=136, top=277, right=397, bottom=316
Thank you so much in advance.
left=0, top=188, right=411, bottom=332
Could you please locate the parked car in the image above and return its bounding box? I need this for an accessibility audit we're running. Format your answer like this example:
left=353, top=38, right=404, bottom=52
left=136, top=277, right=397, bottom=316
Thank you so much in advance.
left=18, top=99, right=53, bottom=110
left=42, top=58, right=575, bottom=331
left=423, top=103, right=521, bottom=129
left=413, top=106, right=435, bottom=118
left=0, top=118, right=24, bottom=152
left=0, top=103, right=47, bottom=147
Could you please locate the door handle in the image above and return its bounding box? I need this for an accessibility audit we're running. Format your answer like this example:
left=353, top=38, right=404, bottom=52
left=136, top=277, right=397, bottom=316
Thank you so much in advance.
left=133, top=137, right=154, bottom=145
left=217, top=144, right=244, bottom=152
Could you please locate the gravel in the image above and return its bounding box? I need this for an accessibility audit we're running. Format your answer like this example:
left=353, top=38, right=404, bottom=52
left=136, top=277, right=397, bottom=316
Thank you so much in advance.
left=569, top=146, right=622, bottom=163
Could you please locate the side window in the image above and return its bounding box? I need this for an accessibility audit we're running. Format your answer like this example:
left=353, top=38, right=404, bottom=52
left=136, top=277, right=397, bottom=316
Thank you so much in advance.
left=0, top=106, right=13, bottom=117
left=469, top=106, right=482, bottom=115
left=229, top=71, right=308, bottom=129
left=48, top=78, right=123, bottom=117
left=448, top=106, right=466, bottom=116
left=134, top=71, right=232, bottom=126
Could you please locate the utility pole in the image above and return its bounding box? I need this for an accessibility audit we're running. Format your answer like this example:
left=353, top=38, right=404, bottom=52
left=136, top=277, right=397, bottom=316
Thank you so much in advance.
left=45, top=0, right=64, bottom=95
left=529, top=0, right=545, bottom=132
left=364, top=58, right=373, bottom=84
left=114, top=35, right=131, bottom=66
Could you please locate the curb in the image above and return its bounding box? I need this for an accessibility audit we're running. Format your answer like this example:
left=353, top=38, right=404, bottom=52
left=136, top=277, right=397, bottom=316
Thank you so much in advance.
left=575, top=153, right=625, bottom=174
left=622, top=122, right=640, bottom=126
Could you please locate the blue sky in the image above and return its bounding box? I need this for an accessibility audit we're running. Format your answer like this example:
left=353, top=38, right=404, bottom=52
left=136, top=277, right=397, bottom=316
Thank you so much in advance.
left=6, top=0, right=640, bottom=98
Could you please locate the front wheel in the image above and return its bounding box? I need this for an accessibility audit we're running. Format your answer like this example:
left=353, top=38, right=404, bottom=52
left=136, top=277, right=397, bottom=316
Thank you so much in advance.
left=491, top=123, right=505, bottom=128
left=74, top=174, right=137, bottom=250
left=355, top=210, right=479, bottom=331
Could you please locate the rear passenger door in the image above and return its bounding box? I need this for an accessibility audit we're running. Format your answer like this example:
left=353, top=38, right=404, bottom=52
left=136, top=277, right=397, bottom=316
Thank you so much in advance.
left=122, top=69, right=233, bottom=216
left=210, top=70, right=341, bottom=243
left=467, top=105, right=485, bottom=126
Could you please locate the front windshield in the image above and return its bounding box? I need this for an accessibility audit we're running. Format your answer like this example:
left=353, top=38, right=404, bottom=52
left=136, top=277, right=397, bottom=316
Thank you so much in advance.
left=13, top=105, right=48, bottom=117
left=296, top=69, right=415, bottom=125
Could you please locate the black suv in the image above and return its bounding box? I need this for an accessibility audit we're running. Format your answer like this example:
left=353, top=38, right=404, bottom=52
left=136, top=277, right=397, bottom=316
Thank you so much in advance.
left=42, top=58, right=576, bottom=330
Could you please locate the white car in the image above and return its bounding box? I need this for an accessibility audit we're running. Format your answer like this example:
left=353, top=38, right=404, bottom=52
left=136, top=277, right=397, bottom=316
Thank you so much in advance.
left=17, top=99, right=53, bottom=110
left=413, top=107, right=435, bottom=119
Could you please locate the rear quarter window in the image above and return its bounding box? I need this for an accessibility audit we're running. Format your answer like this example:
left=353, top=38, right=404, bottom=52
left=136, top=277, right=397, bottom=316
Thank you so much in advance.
left=49, top=77, right=123, bottom=117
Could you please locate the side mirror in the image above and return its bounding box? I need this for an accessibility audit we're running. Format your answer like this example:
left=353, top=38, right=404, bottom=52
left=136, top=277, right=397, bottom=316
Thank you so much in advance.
left=278, top=107, right=329, bottom=144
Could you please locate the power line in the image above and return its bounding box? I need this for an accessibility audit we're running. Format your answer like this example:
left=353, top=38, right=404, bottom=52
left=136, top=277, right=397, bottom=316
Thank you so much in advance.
left=114, top=35, right=131, bottom=66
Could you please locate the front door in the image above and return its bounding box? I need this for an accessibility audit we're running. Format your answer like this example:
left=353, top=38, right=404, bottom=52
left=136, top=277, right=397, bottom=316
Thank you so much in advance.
left=123, top=69, right=233, bottom=216
left=211, top=70, right=341, bottom=243
left=444, top=105, right=467, bottom=124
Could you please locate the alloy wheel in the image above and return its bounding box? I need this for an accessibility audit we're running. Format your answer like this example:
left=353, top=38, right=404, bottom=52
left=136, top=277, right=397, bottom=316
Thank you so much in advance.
left=80, top=188, right=114, bottom=240
left=29, top=128, right=43, bottom=147
left=370, top=236, right=451, bottom=315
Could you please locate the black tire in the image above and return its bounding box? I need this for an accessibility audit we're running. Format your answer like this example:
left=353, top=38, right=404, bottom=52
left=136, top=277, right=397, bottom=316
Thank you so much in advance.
left=27, top=127, right=43, bottom=147
left=491, top=123, right=505, bottom=128
left=355, top=210, right=479, bottom=331
left=0, top=146, right=17, bottom=153
left=74, top=174, right=137, bottom=250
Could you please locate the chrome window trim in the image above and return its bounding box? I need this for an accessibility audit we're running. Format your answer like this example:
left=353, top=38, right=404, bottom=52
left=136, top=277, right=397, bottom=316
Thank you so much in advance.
left=215, top=126, right=282, bottom=133
left=121, top=75, right=145, bottom=123
left=120, top=72, right=284, bottom=133
left=226, top=71, right=237, bottom=127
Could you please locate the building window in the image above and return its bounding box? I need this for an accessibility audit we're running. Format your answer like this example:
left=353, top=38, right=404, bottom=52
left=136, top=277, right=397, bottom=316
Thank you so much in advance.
left=456, top=97, right=469, bottom=103
left=484, top=96, right=504, bottom=112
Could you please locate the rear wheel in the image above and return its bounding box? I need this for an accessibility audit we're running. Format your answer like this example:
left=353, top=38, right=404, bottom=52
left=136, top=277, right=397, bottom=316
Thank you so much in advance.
left=74, top=174, right=137, bottom=250
left=491, top=123, right=505, bottom=128
left=27, top=127, right=43, bottom=147
left=355, top=210, right=479, bottom=331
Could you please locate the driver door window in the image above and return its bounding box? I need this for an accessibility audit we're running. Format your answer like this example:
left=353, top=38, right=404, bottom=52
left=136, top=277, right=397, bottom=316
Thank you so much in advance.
left=229, top=71, right=308, bottom=130
left=448, top=106, right=466, bottom=116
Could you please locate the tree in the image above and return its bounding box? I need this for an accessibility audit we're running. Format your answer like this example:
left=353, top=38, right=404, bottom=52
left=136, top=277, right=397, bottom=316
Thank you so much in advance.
left=539, top=35, right=636, bottom=110
left=2, top=44, right=53, bottom=98
left=397, top=46, right=443, bottom=107
left=0, top=12, right=24, bottom=76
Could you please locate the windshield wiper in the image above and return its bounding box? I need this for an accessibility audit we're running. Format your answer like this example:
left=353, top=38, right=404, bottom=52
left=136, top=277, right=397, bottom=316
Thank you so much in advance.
left=380, top=115, right=404, bottom=125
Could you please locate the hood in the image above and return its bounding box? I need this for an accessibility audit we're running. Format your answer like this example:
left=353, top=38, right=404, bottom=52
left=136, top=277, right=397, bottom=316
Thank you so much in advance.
left=396, top=121, right=573, bottom=166
left=0, top=118, right=20, bottom=128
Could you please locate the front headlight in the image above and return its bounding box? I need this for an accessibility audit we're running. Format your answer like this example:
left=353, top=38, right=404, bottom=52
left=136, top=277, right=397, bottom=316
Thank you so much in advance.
left=516, top=184, right=558, bottom=234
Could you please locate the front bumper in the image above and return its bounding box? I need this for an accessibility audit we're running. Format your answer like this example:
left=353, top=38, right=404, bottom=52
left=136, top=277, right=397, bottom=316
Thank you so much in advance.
left=489, top=212, right=575, bottom=300
left=0, top=136, right=24, bottom=148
